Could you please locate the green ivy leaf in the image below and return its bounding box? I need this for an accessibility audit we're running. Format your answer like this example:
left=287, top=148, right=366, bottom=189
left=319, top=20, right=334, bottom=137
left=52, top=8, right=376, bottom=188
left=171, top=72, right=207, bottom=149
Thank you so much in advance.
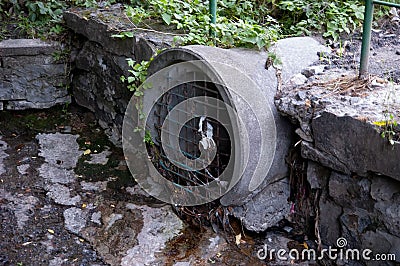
left=162, top=13, right=172, bottom=25
left=124, top=31, right=134, bottom=38
left=127, top=76, right=135, bottom=83
left=134, top=90, right=144, bottom=97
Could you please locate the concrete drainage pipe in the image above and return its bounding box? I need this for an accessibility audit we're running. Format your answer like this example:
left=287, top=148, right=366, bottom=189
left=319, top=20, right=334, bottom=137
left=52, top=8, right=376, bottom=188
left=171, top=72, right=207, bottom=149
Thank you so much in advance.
left=122, top=38, right=327, bottom=217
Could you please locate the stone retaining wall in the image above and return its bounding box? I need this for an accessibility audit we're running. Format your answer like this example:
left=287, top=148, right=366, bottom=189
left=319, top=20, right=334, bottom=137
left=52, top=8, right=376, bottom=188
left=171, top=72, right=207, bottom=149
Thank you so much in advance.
left=64, top=6, right=173, bottom=145
left=276, top=68, right=400, bottom=265
left=0, top=39, right=70, bottom=110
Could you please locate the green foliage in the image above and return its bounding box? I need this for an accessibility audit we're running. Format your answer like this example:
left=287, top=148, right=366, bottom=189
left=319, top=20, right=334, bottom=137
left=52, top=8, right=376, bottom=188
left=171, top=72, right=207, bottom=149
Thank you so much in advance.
left=25, top=0, right=67, bottom=22
left=111, top=31, right=134, bottom=39
left=144, top=130, right=155, bottom=145
left=121, top=0, right=379, bottom=46
left=124, top=5, right=151, bottom=24
left=0, top=0, right=118, bottom=40
left=120, top=58, right=151, bottom=93
left=120, top=57, right=155, bottom=120
left=0, top=0, right=391, bottom=43
left=124, top=0, right=280, bottom=49
left=276, top=0, right=365, bottom=41
left=0, top=0, right=67, bottom=39
left=69, top=0, right=117, bottom=8
left=380, top=112, right=398, bottom=145
left=374, top=81, right=399, bottom=145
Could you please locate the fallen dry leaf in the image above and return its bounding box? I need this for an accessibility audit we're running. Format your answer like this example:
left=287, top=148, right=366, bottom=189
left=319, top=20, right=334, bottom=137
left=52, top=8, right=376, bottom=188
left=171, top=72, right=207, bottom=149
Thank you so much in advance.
left=235, top=234, right=242, bottom=245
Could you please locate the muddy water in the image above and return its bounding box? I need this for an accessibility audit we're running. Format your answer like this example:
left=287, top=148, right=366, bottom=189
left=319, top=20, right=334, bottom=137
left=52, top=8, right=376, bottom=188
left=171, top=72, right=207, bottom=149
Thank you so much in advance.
left=0, top=105, right=281, bottom=266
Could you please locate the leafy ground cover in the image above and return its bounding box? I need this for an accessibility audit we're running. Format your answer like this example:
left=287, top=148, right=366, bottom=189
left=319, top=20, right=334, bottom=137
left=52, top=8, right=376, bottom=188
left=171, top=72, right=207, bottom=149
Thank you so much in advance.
left=0, top=0, right=391, bottom=45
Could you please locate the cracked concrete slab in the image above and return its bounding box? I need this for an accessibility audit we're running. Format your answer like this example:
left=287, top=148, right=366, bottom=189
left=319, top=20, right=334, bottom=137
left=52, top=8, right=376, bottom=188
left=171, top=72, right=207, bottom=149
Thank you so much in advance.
left=39, top=163, right=76, bottom=184
left=85, top=148, right=112, bottom=165
left=46, top=183, right=81, bottom=206
left=121, top=204, right=183, bottom=266
left=80, top=181, right=108, bottom=191
left=64, top=207, right=88, bottom=234
left=0, top=189, right=39, bottom=229
left=37, top=133, right=81, bottom=169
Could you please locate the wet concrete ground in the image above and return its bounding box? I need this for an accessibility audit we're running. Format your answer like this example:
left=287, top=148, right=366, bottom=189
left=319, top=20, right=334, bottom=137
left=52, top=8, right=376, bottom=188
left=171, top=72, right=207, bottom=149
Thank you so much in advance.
left=1, top=105, right=300, bottom=266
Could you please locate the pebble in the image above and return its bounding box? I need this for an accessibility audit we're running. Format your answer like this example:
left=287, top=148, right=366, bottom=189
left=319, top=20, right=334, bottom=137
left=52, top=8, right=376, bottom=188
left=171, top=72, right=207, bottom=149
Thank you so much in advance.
left=289, top=73, right=308, bottom=86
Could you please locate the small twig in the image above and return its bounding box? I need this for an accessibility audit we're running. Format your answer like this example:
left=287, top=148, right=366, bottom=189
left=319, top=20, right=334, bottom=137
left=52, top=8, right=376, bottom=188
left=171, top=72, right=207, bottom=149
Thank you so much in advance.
left=314, top=190, right=322, bottom=252
left=122, top=12, right=186, bottom=36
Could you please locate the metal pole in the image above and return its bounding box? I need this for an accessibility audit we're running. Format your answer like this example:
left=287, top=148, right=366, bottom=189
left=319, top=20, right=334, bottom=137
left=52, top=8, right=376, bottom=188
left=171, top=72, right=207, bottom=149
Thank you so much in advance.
left=359, top=0, right=374, bottom=78
left=209, top=0, right=217, bottom=37
left=373, top=0, right=400, bottom=9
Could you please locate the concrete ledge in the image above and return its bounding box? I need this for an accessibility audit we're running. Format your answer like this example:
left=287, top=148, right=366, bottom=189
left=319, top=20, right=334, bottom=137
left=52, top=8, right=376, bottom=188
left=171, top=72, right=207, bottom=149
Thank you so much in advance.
left=0, top=39, right=58, bottom=56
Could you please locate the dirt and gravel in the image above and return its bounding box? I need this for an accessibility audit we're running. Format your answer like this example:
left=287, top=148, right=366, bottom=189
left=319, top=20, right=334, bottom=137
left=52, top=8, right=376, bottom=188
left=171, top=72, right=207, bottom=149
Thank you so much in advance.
left=319, top=14, right=400, bottom=82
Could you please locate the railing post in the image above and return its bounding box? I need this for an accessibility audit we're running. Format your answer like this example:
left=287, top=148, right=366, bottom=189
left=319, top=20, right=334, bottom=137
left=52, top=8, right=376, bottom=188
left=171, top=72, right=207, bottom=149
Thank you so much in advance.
left=209, top=0, right=217, bottom=38
left=359, top=0, right=374, bottom=78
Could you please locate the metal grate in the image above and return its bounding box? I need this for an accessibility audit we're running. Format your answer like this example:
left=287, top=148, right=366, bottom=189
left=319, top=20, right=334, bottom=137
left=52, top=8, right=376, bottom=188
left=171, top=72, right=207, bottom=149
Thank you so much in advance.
left=147, top=80, right=231, bottom=188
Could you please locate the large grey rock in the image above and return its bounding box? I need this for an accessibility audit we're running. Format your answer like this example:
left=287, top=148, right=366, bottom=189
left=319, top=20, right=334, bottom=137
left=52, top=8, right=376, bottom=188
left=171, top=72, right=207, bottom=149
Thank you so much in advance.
left=306, top=161, right=330, bottom=189
left=361, top=230, right=400, bottom=264
left=301, top=141, right=349, bottom=174
left=328, top=171, right=374, bottom=211
left=371, top=176, right=400, bottom=201
left=341, top=207, right=373, bottom=236
left=38, top=164, right=76, bottom=184
left=232, top=178, right=291, bottom=232
left=312, top=112, right=400, bottom=181
left=319, top=198, right=342, bottom=246
left=46, top=183, right=81, bottom=206
left=276, top=70, right=400, bottom=181
left=64, top=10, right=135, bottom=57
left=71, top=41, right=132, bottom=145
left=375, top=193, right=400, bottom=237
left=275, top=66, right=400, bottom=260
left=37, top=133, right=82, bottom=206
left=64, top=6, right=173, bottom=57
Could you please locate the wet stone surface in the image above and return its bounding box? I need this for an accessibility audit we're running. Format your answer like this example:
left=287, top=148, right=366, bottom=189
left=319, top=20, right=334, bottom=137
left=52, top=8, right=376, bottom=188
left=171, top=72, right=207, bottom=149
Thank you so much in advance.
left=1, top=105, right=303, bottom=266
